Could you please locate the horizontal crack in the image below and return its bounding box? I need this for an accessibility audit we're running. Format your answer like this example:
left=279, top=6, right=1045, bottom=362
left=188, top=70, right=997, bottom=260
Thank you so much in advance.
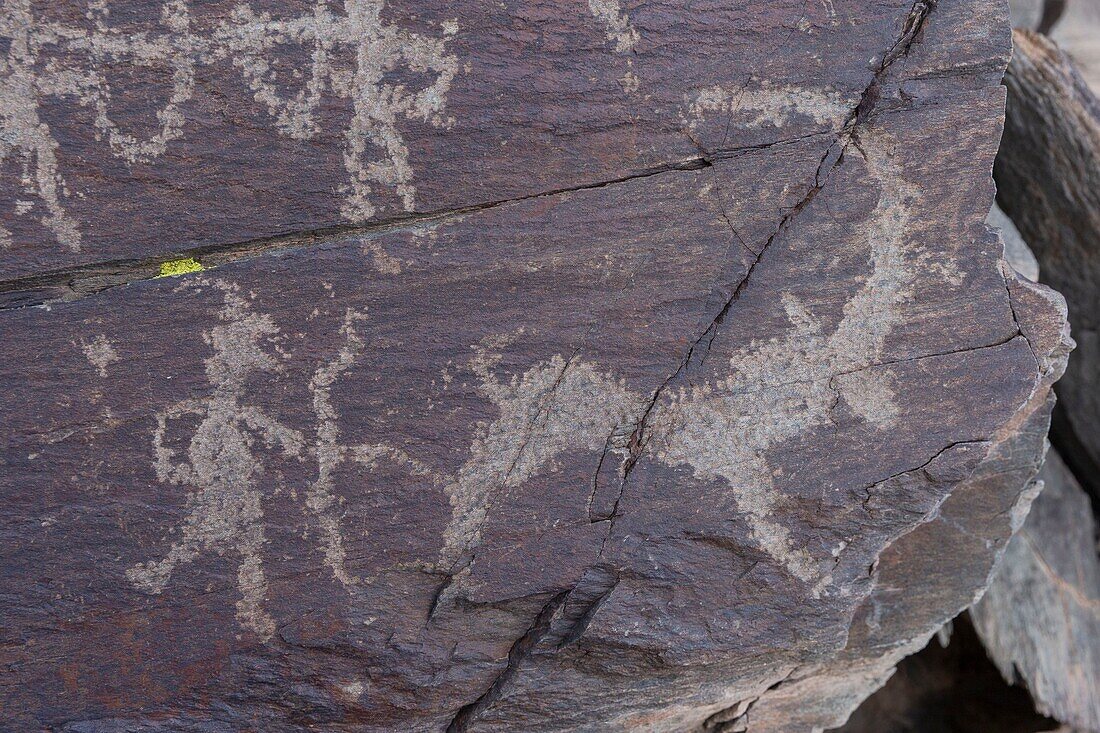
left=0, top=157, right=711, bottom=311
left=0, top=130, right=841, bottom=312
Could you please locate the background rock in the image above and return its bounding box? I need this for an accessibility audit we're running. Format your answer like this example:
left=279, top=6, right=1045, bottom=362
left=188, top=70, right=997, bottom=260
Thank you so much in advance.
left=836, top=616, right=1059, bottom=733
left=995, top=29, right=1100, bottom=504
left=847, top=26, right=1100, bottom=732
left=972, top=451, right=1100, bottom=732
left=989, top=202, right=1041, bottom=281
left=1049, top=1, right=1100, bottom=91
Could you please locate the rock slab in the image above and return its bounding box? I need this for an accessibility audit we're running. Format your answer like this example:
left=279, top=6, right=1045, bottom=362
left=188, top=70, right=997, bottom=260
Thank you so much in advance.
left=995, top=29, right=1100, bottom=503
left=0, top=1, right=1073, bottom=731
left=972, top=450, right=1100, bottom=732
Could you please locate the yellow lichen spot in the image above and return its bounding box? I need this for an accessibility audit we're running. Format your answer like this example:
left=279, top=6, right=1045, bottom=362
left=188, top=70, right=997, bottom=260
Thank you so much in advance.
left=157, top=257, right=205, bottom=278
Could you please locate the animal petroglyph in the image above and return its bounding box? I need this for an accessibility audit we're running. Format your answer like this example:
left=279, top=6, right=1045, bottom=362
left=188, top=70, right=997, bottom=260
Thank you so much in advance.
left=686, top=82, right=854, bottom=134
left=0, top=0, right=459, bottom=251
left=650, top=136, right=918, bottom=586
left=438, top=342, right=647, bottom=573
left=439, top=133, right=923, bottom=590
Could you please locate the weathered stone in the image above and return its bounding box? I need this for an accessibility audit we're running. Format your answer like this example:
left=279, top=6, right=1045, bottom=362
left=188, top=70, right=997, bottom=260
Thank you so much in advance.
left=971, top=450, right=1100, bottom=732
left=707, top=320, right=1068, bottom=731
left=0, top=2, right=1074, bottom=732
left=995, top=29, right=1100, bottom=503
left=836, top=616, right=1060, bottom=733
left=0, top=0, right=924, bottom=281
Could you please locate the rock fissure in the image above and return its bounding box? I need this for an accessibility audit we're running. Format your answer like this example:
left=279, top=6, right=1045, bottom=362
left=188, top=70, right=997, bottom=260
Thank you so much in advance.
left=445, top=590, right=570, bottom=733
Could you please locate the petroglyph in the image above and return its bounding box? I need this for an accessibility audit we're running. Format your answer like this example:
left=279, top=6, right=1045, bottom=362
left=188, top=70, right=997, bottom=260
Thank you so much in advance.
left=83, top=0, right=196, bottom=165
left=129, top=285, right=442, bottom=635
left=438, top=340, right=647, bottom=572
left=308, top=307, right=371, bottom=589
left=0, top=0, right=459, bottom=251
left=307, top=307, right=441, bottom=588
left=81, top=334, right=119, bottom=377
left=211, top=0, right=460, bottom=221
left=588, top=0, right=640, bottom=54
left=130, top=139, right=929, bottom=625
left=650, top=132, right=919, bottom=587
left=126, top=281, right=305, bottom=639
left=1, top=0, right=83, bottom=251
left=686, top=82, right=854, bottom=133
left=438, top=132, right=922, bottom=590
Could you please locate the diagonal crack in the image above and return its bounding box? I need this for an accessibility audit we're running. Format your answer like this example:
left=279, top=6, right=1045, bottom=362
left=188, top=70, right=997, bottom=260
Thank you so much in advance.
left=536, top=0, right=944, bottom=666
left=445, top=590, right=569, bottom=733
left=0, top=157, right=706, bottom=311
left=619, top=0, right=938, bottom=489
left=0, top=129, right=836, bottom=314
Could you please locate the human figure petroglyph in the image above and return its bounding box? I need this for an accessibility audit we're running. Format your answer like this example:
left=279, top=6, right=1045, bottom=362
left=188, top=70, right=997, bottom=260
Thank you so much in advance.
left=1, top=0, right=84, bottom=251
left=0, top=0, right=458, bottom=251
left=213, top=0, right=459, bottom=222
left=307, top=307, right=371, bottom=589
left=129, top=285, right=439, bottom=636
left=127, top=281, right=305, bottom=639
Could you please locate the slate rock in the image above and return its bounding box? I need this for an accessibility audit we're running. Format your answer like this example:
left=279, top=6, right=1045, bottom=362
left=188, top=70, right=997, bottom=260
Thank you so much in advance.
left=836, top=616, right=1060, bottom=733
left=705, top=325, right=1068, bottom=732
left=971, top=450, right=1100, bottom=732
left=0, top=1, right=1074, bottom=732
left=0, top=0, right=923, bottom=280
left=995, top=29, right=1100, bottom=503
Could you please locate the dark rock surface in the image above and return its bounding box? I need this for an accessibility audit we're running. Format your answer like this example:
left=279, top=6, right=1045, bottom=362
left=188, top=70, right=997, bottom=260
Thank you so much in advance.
left=709, top=331, right=1068, bottom=732
left=0, top=0, right=933, bottom=280
left=0, top=1, right=1074, bottom=731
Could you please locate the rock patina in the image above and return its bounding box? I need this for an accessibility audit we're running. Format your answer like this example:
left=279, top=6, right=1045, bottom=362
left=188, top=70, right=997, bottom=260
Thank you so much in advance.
left=0, top=1, right=1071, bottom=731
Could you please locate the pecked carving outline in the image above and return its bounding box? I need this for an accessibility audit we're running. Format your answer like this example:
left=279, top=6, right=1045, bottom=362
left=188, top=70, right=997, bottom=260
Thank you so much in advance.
left=0, top=0, right=459, bottom=252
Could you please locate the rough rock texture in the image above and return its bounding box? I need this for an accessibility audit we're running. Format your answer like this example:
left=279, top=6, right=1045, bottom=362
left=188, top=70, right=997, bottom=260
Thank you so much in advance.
left=0, top=2, right=1073, bottom=732
left=972, top=450, right=1100, bottom=732
left=0, top=0, right=979, bottom=281
left=971, top=30, right=1100, bottom=733
left=995, top=29, right=1100, bottom=502
left=710, top=325, right=1068, bottom=732
left=836, top=616, right=1059, bottom=733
